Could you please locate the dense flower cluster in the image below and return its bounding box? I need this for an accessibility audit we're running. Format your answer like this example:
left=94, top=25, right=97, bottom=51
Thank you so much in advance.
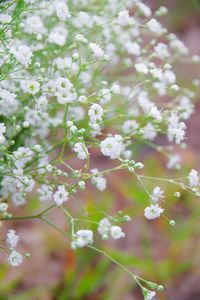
left=0, top=0, right=199, bottom=298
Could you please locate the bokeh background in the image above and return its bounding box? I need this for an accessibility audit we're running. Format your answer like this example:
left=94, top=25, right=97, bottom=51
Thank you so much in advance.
left=1, top=1, right=200, bottom=299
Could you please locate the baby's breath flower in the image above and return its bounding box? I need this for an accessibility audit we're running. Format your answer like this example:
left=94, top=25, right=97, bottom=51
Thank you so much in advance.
left=53, top=185, right=68, bottom=206
left=71, top=230, right=93, bottom=249
left=6, top=230, right=19, bottom=249
left=8, top=250, right=23, bottom=267
left=100, top=135, right=125, bottom=159
left=144, top=204, right=164, bottom=220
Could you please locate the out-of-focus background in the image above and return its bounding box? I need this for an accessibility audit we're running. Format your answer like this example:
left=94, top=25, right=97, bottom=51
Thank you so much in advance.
left=1, top=1, right=200, bottom=299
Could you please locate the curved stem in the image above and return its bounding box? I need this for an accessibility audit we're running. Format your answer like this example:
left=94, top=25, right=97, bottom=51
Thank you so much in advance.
left=0, top=204, right=56, bottom=222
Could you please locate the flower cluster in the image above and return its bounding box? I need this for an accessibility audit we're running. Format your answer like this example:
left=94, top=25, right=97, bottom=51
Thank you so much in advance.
left=0, top=0, right=199, bottom=298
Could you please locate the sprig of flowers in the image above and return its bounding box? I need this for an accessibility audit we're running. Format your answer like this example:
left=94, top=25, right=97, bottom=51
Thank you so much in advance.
left=0, top=0, right=199, bottom=298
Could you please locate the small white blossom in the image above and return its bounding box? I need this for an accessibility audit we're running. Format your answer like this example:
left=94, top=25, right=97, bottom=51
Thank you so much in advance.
left=73, top=142, right=89, bottom=160
left=56, top=77, right=77, bottom=104
left=26, top=80, right=40, bottom=95
left=117, top=10, right=131, bottom=26
left=136, top=2, right=152, bottom=17
left=8, top=250, right=22, bottom=267
left=100, top=135, right=125, bottom=159
left=98, top=218, right=111, bottom=240
left=6, top=230, right=19, bottom=249
left=146, top=18, right=164, bottom=35
left=135, top=63, right=148, bottom=74
left=188, top=169, right=199, bottom=187
left=0, top=14, right=12, bottom=24
left=38, top=184, right=53, bottom=202
left=12, top=45, right=32, bottom=68
left=110, top=226, right=125, bottom=239
left=89, top=43, right=104, bottom=59
left=91, top=169, right=106, bottom=191
left=53, top=185, right=68, bottom=206
left=88, top=103, right=104, bottom=123
left=55, top=2, right=71, bottom=21
left=151, top=186, right=164, bottom=203
left=144, top=204, right=164, bottom=220
left=71, top=230, right=93, bottom=249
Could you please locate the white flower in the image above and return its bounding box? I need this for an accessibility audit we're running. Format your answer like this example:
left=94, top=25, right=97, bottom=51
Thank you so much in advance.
left=53, top=185, right=68, bottom=206
left=100, top=135, right=125, bottom=159
left=170, top=38, right=188, bottom=55
left=98, top=218, right=111, bottom=240
left=126, top=42, right=141, bottom=56
left=148, top=105, right=162, bottom=122
left=38, top=184, right=53, bottom=202
left=151, top=186, right=164, bottom=203
left=111, top=83, right=120, bottom=94
left=6, top=230, right=19, bottom=249
left=55, top=2, right=71, bottom=21
left=142, top=122, right=157, bottom=140
left=167, top=113, right=186, bottom=144
left=88, top=103, right=104, bottom=123
left=0, top=14, right=12, bottom=24
left=135, top=63, right=148, bottom=74
left=91, top=169, right=106, bottom=191
left=135, top=2, right=152, bottom=17
left=8, top=250, right=22, bottom=267
left=154, top=43, right=169, bottom=60
left=188, top=169, right=199, bottom=187
left=163, top=70, right=176, bottom=85
left=144, top=204, right=164, bottom=220
left=24, top=15, right=45, bottom=34
left=26, top=80, right=40, bottom=94
left=49, top=26, right=68, bottom=46
left=98, top=218, right=125, bottom=240
left=179, top=96, right=194, bottom=119
left=56, top=77, right=77, bottom=104
left=146, top=18, right=164, bottom=35
left=73, top=142, right=88, bottom=160
left=35, top=96, right=48, bottom=112
left=89, top=43, right=104, bottom=59
left=12, top=45, right=32, bottom=68
left=110, top=226, right=125, bottom=239
left=71, top=230, right=93, bottom=249
left=117, top=10, right=131, bottom=26
left=100, top=88, right=112, bottom=105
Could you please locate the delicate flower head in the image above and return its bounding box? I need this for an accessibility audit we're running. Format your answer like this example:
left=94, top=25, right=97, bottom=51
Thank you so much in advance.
left=12, top=45, right=32, bottom=67
left=100, top=135, right=125, bottom=159
left=55, top=2, right=71, bottom=21
left=53, top=185, right=68, bottom=206
left=144, top=204, right=164, bottom=220
left=8, top=250, right=23, bottom=267
left=88, top=103, right=104, bottom=124
left=73, top=142, right=89, bottom=160
left=71, top=230, right=93, bottom=249
left=89, top=43, right=104, bottom=59
left=151, top=186, right=164, bottom=203
left=110, top=226, right=125, bottom=239
left=6, top=230, right=20, bottom=249
left=188, top=169, right=199, bottom=187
